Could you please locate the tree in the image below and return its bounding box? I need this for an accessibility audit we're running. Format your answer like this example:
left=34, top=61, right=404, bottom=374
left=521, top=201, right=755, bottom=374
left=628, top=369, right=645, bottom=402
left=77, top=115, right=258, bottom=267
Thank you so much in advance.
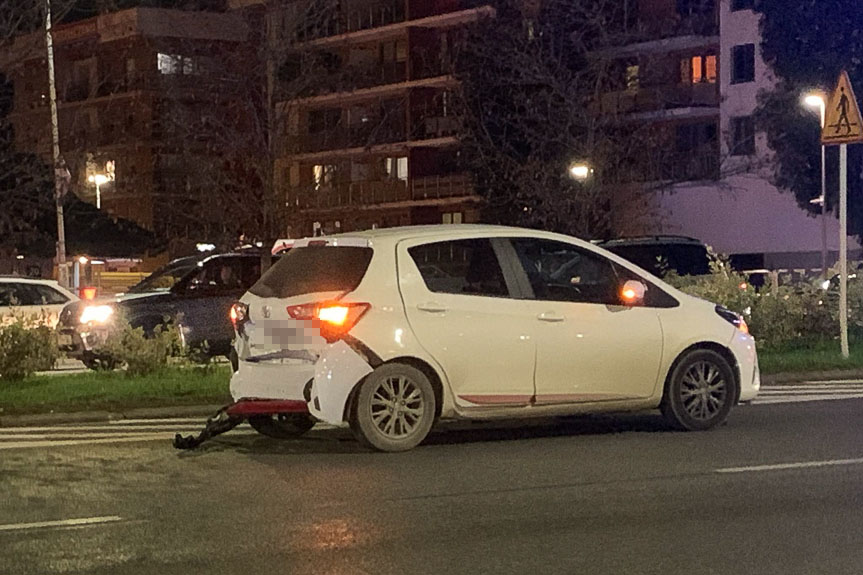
left=454, top=0, right=679, bottom=239
left=756, top=0, right=863, bottom=240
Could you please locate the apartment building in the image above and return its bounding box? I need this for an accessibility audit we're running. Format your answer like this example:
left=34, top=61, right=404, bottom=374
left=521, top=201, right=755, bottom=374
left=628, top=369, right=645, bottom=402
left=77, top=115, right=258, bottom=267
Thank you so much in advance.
left=1, top=7, right=255, bottom=247
left=603, top=0, right=859, bottom=269
left=268, top=0, right=493, bottom=237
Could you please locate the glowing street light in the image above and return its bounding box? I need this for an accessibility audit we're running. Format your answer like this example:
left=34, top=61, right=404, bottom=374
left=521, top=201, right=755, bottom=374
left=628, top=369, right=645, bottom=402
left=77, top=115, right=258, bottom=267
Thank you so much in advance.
left=803, top=92, right=828, bottom=278
left=569, top=162, right=592, bottom=181
left=87, top=173, right=110, bottom=209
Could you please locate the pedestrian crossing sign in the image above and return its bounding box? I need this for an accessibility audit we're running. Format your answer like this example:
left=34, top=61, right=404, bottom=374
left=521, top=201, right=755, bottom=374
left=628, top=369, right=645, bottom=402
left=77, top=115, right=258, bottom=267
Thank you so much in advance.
left=822, top=70, right=863, bottom=145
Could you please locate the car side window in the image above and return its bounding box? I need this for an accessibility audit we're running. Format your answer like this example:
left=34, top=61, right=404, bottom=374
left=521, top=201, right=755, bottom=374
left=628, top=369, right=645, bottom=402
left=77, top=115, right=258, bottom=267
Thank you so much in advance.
left=187, top=259, right=244, bottom=294
left=1, top=283, right=39, bottom=306
left=511, top=238, right=621, bottom=305
left=30, top=285, right=69, bottom=305
left=239, top=257, right=264, bottom=289
left=409, top=239, right=511, bottom=298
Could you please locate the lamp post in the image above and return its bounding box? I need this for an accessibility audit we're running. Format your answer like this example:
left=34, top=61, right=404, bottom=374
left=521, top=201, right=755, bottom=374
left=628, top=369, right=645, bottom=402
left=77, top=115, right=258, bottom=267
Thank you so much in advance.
left=804, top=93, right=828, bottom=278
left=87, top=174, right=109, bottom=209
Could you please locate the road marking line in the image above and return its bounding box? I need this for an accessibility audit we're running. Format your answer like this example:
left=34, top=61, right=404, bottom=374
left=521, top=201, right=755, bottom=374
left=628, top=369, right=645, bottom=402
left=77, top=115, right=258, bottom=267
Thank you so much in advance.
left=0, top=424, right=225, bottom=433
left=0, top=516, right=123, bottom=532
left=0, top=431, right=207, bottom=441
left=717, top=457, right=863, bottom=474
left=108, top=418, right=212, bottom=425
left=0, top=431, right=263, bottom=449
left=752, top=394, right=863, bottom=405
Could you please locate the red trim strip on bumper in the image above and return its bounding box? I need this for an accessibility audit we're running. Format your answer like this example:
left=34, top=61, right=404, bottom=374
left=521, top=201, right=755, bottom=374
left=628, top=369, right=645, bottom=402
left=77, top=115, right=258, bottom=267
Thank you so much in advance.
left=226, top=399, right=309, bottom=416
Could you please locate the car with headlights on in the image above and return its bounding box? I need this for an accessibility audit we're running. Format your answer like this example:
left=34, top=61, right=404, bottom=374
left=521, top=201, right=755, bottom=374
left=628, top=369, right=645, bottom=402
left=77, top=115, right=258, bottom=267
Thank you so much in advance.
left=229, top=225, right=759, bottom=452
left=58, top=251, right=270, bottom=369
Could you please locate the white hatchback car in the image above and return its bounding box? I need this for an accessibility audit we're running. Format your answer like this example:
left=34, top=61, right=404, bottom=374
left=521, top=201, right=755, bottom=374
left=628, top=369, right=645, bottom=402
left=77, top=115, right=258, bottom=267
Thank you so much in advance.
left=0, top=277, right=79, bottom=328
left=230, top=225, right=758, bottom=451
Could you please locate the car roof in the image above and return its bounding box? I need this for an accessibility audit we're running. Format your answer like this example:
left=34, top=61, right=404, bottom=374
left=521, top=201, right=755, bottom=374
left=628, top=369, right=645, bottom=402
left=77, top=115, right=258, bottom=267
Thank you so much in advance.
left=0, top=276, right=62, bottom=285
left=297, top=224, right=557, bottom=245
left=597, top=235, right=705, bottom=247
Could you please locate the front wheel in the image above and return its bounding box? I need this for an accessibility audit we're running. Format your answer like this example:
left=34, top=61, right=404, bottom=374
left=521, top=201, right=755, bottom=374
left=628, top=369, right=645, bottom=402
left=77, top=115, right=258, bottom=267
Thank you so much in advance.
left=248, top=413, right=316, bottom=439
left=661, top=349, right=737, bottom=431
left=349, top=363, right=436, bottom=452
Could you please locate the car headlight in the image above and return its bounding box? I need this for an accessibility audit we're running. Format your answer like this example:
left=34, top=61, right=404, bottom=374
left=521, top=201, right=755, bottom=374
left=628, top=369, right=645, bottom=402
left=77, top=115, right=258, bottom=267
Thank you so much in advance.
left=80, top=305, right=114, bottom=324
left=715, top=305, right=748, bottom=335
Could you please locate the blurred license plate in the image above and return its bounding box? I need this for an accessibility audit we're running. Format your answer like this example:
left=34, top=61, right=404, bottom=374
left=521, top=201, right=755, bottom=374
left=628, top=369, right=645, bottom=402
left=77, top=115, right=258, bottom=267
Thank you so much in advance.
left=58, top=334, right=73, bottom=346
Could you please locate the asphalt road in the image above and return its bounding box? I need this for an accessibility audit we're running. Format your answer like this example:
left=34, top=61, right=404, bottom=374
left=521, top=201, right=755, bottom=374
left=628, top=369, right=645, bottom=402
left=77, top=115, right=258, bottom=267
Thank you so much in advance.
left=2, top=388, right=862, bottom=575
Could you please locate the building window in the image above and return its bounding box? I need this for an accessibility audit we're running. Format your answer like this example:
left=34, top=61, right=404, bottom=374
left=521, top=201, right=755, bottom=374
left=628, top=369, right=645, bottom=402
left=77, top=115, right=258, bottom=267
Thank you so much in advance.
left=313, top=164, right=336, bottom=189
left=681, top=54, right=717, bottom=84
left=442, top=212, right=463, bottom=224
left=157, top=53, right=197, bottom=75
left=625, top=65, right=640, bottom=91
left=731, top=0, right=754, bottom=11
left=730, top=116, right=756, bottom=156
left=385, top=157, right=408, bottom=181
left=731, top=44, right=755, bottom=84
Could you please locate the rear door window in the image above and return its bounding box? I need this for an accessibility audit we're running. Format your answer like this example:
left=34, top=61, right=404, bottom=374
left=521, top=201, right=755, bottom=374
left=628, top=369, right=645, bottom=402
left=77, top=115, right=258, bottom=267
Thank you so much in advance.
left=250, top=246, right=373, bottom=298
left=408, top=239, right=511, bottom=298
left=0, top=283, right=39, bottom=306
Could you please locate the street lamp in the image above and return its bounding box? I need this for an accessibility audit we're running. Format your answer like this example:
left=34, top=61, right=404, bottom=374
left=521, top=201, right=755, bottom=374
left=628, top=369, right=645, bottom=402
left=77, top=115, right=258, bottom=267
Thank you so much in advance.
left=804, top=93, right=828, bottom=278
left=87, top=173, right=109, bottom=209
left=569, top=162, right=592, bottom=181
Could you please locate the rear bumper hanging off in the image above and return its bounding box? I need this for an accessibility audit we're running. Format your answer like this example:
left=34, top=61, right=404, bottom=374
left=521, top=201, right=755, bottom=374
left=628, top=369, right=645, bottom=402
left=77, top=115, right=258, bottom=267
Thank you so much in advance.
left=172, top=400, right=311, bottom=449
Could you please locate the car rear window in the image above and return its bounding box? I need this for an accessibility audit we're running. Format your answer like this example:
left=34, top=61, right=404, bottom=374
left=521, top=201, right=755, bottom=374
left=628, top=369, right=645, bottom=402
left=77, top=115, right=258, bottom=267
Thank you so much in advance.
left=605, top=244, right=710, bottom=276
left=249, top=246, right=373, bottom=298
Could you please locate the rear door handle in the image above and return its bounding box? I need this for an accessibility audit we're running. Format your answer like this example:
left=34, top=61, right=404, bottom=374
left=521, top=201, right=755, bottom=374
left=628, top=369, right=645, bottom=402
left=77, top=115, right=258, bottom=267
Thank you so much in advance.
left=537, top=312, right=565, bottom=323
left=417, top=302, right=448, bottom=313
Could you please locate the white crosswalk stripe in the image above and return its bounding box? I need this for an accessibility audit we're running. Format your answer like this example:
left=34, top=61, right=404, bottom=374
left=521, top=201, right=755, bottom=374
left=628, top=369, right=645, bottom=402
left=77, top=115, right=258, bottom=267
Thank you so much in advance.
left=751, top=382, right=863, bottom=405
left=0, top=418, right=258, bottom=450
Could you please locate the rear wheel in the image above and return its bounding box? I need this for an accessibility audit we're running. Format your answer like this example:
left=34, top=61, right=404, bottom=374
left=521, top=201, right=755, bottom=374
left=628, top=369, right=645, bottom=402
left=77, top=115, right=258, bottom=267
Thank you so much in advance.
left=661, top=349, right=737, bottom=431
left=82, top=352, right=120, bottom=371
left=350, top=363, right=436, bottom=452
left=248, top=413, right=316, bottom=439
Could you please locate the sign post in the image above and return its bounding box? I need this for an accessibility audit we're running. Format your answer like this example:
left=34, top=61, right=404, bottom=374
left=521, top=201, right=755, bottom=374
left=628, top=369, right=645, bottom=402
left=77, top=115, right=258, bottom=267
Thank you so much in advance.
left=822, top=70, right=863, bottom=359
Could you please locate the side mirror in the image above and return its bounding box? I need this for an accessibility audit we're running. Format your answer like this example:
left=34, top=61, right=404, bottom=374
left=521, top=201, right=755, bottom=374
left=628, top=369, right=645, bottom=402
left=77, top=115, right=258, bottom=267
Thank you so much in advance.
left=620, top=280, right=647, bottom=306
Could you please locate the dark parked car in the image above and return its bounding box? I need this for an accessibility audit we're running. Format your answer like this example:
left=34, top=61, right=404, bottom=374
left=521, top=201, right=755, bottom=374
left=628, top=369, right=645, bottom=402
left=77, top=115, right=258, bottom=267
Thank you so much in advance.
left=58, top=251, right=273, bottom=369
left=595, top=236, right=712, bottom=277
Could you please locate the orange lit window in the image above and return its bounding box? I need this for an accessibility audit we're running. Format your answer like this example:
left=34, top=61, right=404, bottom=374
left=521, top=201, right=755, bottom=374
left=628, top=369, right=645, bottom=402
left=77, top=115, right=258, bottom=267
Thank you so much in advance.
left=691, top=56, right=703, bottom=83
left=705, top=55, right=717, bottom=82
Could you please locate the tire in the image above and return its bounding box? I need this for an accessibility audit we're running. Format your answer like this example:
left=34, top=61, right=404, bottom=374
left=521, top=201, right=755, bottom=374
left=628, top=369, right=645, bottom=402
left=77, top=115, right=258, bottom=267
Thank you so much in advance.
left=82, top=352, right=120, bottom=371
left=349, top=363, right=436, bottom=452
left=248, top=413, right=316, bottom=439
left=660, top=349, right=738, bottom=431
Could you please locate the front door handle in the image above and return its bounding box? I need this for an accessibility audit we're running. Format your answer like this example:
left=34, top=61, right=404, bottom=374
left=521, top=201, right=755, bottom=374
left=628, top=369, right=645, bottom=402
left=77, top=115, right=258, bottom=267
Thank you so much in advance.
left=537, top=312, right=565, bottom=323
left=417, top=302, right=448, bottom=313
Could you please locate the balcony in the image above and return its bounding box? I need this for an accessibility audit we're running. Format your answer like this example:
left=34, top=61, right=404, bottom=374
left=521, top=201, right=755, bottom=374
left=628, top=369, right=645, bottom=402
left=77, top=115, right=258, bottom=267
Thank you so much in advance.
left=288, top=172, right=474, bottom=210
left=657, top=150, right=720, bottom=182
left=596, top=14, right=719, bottom=58
left=299, top=62, right=408, bottom=98
left=296, top=0, right=407, bottom=43
left=597, top=83, right=719, bottom=118
left=289, top=119, right=407, bottom=154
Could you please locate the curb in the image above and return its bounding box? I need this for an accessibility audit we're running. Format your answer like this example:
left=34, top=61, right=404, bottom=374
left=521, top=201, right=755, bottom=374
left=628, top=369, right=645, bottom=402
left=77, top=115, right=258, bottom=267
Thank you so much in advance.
left=761, top=369, right=863, bottom=385
left=0, top=404, right=224, bottom=428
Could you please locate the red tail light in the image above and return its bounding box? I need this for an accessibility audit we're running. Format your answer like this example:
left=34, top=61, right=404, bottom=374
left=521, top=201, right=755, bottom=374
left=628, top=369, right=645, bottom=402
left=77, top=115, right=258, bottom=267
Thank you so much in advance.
left=287, top=302, right=370, bottom=342
left=80, top=287, right=97, bottom=300
left=230, top=302, right=249, bottom=328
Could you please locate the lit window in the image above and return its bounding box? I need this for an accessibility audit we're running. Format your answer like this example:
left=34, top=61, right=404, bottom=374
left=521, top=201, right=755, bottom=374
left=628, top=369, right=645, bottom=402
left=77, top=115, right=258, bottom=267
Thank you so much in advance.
left=157, top=53, right=198, bottom=76
left=385, top=157, right=408, bottom=181
left=625, top=65, right=640, bottom=91
left=682, top=54, right=718, bottom=84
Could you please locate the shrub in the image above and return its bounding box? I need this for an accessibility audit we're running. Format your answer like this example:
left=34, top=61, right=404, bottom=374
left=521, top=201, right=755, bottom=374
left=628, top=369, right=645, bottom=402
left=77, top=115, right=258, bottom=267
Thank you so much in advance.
left=663, top=257, right=839, bottom=350
left=92, top=320, right=183, bottom=377
left=0, top=319, right=59, bottom=381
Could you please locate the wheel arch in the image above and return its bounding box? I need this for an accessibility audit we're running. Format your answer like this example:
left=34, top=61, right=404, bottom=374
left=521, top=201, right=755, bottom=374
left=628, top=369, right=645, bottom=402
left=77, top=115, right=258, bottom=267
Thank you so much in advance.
left=663, top=342, right=741, bottom=404
left=341, top=355, right=445, bottom=422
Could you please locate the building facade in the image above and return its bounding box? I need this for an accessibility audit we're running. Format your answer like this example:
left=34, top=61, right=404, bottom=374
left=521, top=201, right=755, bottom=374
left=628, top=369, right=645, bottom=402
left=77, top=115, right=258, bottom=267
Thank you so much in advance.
left=268, top=0, right=493, bottom=237
left=1, top=7, right=256, bottom=250
left=605, top=0, right=859, bottom=269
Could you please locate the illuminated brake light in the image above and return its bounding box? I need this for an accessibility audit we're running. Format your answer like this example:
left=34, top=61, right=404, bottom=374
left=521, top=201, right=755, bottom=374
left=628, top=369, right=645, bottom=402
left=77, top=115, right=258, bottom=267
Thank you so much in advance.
left=287, top=302, right=370, bottom=342
left=230, top=302, right=248, bottom=328
left=81, top=287, right=97, bottom=300
left=317, top=305, right=350, bottom=325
